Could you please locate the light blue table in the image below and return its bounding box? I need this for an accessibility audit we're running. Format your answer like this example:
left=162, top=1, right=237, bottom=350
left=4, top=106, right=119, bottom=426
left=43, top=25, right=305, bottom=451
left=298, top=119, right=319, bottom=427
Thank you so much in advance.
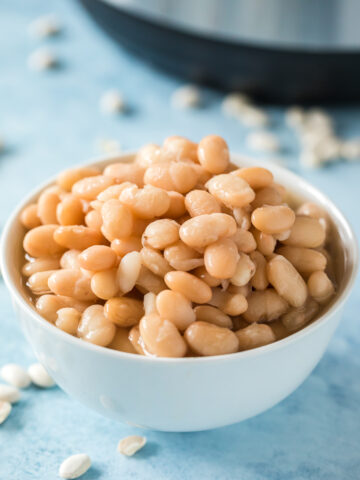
left=1, top=1, right=360, bottom=479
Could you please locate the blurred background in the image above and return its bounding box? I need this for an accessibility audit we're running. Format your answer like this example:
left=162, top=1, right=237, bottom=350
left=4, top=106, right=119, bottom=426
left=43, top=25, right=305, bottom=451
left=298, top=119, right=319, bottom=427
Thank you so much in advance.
left=1, top=1, right=359, bottom=479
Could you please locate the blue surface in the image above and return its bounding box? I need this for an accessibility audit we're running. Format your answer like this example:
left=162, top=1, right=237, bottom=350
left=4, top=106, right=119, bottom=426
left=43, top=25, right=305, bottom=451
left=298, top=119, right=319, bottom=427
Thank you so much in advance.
left=1, top=1, right=360, bottom=479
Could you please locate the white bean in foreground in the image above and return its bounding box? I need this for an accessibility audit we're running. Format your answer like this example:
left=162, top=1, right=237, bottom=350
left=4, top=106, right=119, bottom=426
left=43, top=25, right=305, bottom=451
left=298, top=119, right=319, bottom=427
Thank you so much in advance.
left=0, top=401, right=12, bottom=424
left=0, top=384, right=20, bottom=403
left=59, top=454, right=91, bottom=479
left=1, top=363, right=31, bottom=388
left=117, top=435, right=147, bottom=456
left=28, top=363, right=55, bottom=388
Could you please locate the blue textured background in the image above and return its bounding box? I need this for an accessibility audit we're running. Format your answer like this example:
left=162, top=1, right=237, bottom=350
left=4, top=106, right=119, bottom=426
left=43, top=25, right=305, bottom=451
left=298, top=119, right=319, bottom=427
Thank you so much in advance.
left=1, top=1, right=360, bottom=479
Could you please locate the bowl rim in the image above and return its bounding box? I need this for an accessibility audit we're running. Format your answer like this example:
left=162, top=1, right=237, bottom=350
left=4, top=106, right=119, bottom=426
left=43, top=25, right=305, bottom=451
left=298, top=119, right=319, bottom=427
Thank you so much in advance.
left=1, top=151, right=358, bottom=364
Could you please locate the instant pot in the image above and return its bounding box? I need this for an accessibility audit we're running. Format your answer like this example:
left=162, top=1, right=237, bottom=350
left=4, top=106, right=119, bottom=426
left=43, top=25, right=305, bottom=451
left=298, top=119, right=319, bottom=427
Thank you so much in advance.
left=79, top=0, right=360, bottom=102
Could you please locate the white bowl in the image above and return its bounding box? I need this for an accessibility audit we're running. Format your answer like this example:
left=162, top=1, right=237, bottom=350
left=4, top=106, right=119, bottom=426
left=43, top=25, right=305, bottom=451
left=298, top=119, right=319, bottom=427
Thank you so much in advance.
left=1, top=153, right=358, bottom=432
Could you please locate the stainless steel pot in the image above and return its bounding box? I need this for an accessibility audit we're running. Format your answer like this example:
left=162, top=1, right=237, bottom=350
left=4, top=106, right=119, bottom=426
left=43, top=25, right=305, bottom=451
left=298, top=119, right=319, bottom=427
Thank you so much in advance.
left=80, top=0, right=360, bottom=101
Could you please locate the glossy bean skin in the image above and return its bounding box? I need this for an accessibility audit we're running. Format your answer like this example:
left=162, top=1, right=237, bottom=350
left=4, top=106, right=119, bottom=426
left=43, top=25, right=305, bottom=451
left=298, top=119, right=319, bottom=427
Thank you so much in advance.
left=163, top=136, right=198, bottom=162
left=282, top=298, right=319, bottom=332
left=251, top=228, right=276, bottom=256
left=204, top=239, right=239, bottom=279
left=108, top=327, right=138, bottom=354
left=85, top=209, right=102, bottom=232
left=233, top=207, right=251, bottom=230
left=117, top=252, right=142, bottom=294
left=120, top=184, right=170, bottom=219
left=232, top=167, right=273, bottom=190
left=142, top=219, right=179, bottom=249
left=128, top=325, right=146, bottom=355
left=56, top=194, right=85, bottom=226
left=104, top=297, right=144, bottom=327
left=140, top=247, right=172, bottom=277
left=22, top=257, right=61, bottom=277
left=136, top=266, right=166, bottom=294
left=37, top=190, right=61, bottom=225
left=72, top=175, right=114, bottom=200
left=111, top=237, right=142, bottom=256
left=60, top=249, right=81, bottom=270
left=283, top=216, right=326, bottom=248
left=20, top=204, right=41, bottom=229
left=164, top=271, right=212, bottom=304
left=78, top=305, right=116, bottom=346
left=251, top=205, right=295, bottom=234
left=164, top=191, right=186, bottom=219
left=236, top=324, right=276, bottom=351
left=144, top=162, right=199, bottom=194
left=156, top=290, right=195, bottom=331
left=179, top=213, right=237, bottom=248
left=230, top=253, right=256, bottom=287
left=27, top=270, right=57, bottom=295
left=185, top=321, right=239, bottom=356
left=101, top=199, right=133, bottom=241
left=78, top=245, right=117, bottom=272
left=243, top=289, right=289, bottom=323
left=55, top=307, right=81, bottom=335
left=194, top=305, right=232, bottom=328
left=48, top=269, right=97, bottom=301
left=23, top=225, right=66, bottom=258
left=164, top=241, right=204, bottom=271
left=54, top=226, right=103, bottom=251
left=35, top=294, right=91, bottom=323
left=139, top=314, right=187, bottom=358
left=297, top=202, right=329, bottom=234
left=209, top=289, right=248, bottom=316
left=267, top=255, right=308, bottom=308
left=277, top=246, right=327, bottom=276
left=307, top=271, right=335, bottom=303
left=231, top=229, right=256, bottom=253
left=251, top=186, right=282, bottom=210
left=249, top=251, right=268, bottom=290
left=193, top=266, right=222, bottom=287
left=91, top=268, right=118, bottom=300
left=185, top=190, right=221, bottom=217
left=103, top=162, right=145, bottom=186
left=197, top=135, right=229, bottom=174
left=206, top=174, right=255, bottom=208
left=57, top=167, right=101, bottom=191
left=135, top=143, right=162, bottom=168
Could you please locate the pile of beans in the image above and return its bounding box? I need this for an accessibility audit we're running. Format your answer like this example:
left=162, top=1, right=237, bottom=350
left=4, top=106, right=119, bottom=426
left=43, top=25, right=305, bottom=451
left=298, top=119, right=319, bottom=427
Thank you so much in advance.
left=20, top=135, right=336, bottom=357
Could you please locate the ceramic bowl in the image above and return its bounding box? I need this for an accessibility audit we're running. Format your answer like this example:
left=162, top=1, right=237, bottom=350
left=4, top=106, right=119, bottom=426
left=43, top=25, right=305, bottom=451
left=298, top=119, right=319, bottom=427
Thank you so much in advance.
left=1, top=153, right=358, bottom=432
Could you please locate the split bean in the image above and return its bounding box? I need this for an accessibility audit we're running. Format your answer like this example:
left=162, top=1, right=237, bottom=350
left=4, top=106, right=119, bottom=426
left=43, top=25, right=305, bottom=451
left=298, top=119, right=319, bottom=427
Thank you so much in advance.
left=104, top=297, right=144, bottom=327
left=185, top=190, right=221, bottom=217
left=78, top=305, right=116, bottom=346
left=267, top=255, right=308, bottom=307
left=206, top=174, right=255, bottom=208
left=164, top=241, right=204, bottom=271
left=142, top=219, right=179, bottom=249
left=179, top=213, right=237, bottom=248
left=139, top=314, right=187, bottom=357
